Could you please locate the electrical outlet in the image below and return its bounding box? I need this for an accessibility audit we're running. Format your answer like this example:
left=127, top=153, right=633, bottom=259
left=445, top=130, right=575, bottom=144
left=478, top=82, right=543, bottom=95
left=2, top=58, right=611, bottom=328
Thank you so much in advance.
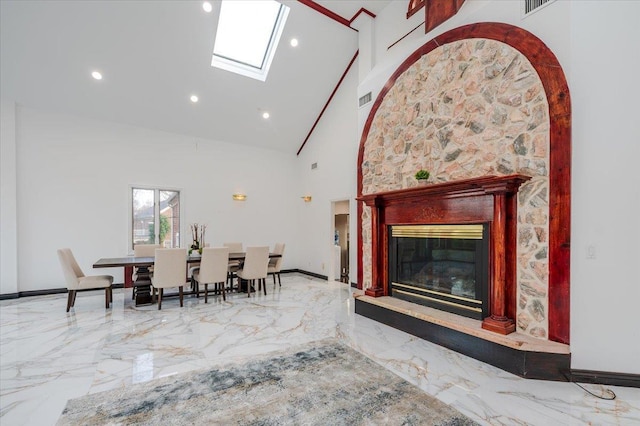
left=321, top=263, right=325, bottom=270
left=586, top=245, right=596, bottom=259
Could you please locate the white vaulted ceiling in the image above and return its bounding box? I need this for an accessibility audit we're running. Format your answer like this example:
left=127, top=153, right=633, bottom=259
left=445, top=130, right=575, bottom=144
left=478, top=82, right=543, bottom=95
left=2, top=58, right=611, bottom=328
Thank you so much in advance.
left=0, top=1, right=391, bottom=153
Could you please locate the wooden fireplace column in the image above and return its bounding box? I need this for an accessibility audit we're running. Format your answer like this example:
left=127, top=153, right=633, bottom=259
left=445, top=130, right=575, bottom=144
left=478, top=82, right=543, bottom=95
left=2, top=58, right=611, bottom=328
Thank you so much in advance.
left=357, top=174, right=531, bottom=335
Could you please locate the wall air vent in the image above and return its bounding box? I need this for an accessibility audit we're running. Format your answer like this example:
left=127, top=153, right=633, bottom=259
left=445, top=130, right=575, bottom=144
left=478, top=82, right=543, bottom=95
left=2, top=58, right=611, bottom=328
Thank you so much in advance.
left=311, top=162, right=318, bottom=170
left=359, top=92, right=372, bottom=108
left=523, top=0, right=556, bottom=17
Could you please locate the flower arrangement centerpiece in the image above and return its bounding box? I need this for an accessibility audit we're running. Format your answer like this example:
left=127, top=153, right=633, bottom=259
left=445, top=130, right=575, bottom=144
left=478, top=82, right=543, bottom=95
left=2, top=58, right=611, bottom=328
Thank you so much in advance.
left=189, top=223, right=207, bottom=256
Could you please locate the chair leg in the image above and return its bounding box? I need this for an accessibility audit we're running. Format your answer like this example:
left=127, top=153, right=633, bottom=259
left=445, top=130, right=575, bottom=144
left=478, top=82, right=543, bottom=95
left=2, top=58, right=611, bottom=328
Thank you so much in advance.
left=72, top=290, right=77, bottom=306
left=158, top=288, right=163, bottom=310
left=262, top=278, right=267, bottom=295
left=105, top=288, right=110, bottom=308
left=273, top=273, right=276, bottom=285
left=179, top=286, right=184, bottom=307
left=66, top=290, right=74, bottom=312
left=221, top=281, right=226, bottom=301
left=205, top=283, right=208, bottom=304
left=109, top=287, right=113, bottom=305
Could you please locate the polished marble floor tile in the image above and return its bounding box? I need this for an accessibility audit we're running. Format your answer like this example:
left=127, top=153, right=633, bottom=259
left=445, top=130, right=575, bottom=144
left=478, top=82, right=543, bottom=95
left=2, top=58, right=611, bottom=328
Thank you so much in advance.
left=1, top=274, right=638, bottom=425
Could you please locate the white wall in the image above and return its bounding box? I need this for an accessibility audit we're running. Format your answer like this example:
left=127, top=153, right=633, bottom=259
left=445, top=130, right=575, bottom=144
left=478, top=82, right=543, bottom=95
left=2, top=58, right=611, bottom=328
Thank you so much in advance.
left=568, top=1, right=640, bottom=374
left=362, top=0, right=639, bottom=374
left=5, top=106, right=299, bottom=291
left=295, top=61, right=359, bottom=282
left=1, top=100, right=18, bottom=294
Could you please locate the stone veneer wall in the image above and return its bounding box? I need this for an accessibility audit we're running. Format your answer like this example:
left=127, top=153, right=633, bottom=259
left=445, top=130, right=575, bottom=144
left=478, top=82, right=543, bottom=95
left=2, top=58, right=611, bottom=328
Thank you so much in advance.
left=361, top=39, right=551, bottom=339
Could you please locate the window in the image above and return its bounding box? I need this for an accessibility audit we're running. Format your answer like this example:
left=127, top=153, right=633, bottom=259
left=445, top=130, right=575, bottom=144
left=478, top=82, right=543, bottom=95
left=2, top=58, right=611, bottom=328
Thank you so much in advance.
left=211, top=0, right=290, bottom=81
left=130, top=187, right=181, bottom=252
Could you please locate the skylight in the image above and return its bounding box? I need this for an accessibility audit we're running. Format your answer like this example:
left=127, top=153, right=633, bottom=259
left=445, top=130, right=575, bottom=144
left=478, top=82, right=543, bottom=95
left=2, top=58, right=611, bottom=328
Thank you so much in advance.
left=212, top=0, right=289, bottom=82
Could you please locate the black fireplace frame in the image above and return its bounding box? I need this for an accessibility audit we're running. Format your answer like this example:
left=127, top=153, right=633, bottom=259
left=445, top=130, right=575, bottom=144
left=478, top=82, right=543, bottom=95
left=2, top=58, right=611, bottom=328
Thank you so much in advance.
left=388, top=223, right=489, bottom=320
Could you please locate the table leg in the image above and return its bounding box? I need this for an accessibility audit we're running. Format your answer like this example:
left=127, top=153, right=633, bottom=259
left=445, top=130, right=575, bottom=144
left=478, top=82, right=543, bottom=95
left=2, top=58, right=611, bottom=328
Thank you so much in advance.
left=133, top=266, right=153, bottom=306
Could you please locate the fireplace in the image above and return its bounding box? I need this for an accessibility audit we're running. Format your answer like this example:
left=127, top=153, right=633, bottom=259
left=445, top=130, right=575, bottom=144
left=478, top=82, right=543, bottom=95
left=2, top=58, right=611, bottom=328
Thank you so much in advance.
left=357, top=174, right=531, bottom=335
left=355, top=175, right=573, bottom=380
left=388, top=224, right=489, bottom=320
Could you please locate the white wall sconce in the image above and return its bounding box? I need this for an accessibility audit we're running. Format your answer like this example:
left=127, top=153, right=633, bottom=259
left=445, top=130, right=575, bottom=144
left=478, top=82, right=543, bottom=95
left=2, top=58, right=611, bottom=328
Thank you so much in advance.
left=301, top=195, right=312, bottom=202
left=232, top=193, right=247, bottom=201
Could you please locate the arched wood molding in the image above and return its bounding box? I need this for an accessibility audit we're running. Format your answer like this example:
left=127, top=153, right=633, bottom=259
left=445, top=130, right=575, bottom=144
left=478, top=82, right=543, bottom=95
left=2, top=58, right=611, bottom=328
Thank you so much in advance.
left=356, top=22, right=571, bottom=344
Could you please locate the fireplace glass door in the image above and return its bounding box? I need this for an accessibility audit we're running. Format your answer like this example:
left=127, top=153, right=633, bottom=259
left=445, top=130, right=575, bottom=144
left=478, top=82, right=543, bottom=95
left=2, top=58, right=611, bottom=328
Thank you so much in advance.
left=388, top=224, right=489, bottom=320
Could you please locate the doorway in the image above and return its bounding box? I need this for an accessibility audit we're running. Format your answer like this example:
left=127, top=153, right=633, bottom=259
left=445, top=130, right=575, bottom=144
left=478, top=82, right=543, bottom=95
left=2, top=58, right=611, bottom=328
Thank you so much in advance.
left=332, top=200, right=350, bottom=283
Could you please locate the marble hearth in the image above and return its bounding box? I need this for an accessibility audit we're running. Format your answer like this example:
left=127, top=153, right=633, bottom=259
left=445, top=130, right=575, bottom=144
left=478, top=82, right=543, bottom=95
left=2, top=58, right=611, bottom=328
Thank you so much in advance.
left=354, top=293, right=570, bottom=380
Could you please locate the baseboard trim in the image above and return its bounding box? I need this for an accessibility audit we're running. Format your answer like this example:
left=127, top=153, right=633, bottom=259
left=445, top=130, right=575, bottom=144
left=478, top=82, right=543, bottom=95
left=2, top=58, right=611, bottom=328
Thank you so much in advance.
left=289, top=269, right=328, bottom=281
left=570, top=369, right=640, bottom=388
left=1, top=284, right=126, bottom=300
left=0, top=292, right=20, bottom=300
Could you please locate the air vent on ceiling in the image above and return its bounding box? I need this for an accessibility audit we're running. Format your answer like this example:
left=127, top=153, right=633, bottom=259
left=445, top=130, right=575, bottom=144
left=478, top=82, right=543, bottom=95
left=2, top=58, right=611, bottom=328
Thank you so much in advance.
left=523, top=0, right=555, bottom=17
left=311, top=162, right=318, bottom=170
left=359, top=92, right=372, bottom=108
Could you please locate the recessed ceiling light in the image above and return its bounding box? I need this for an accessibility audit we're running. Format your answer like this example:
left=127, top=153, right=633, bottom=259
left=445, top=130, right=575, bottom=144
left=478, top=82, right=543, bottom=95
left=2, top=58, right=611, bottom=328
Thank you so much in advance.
left=262, top=112, right=270, bottom=119
left=290, top=38, right=299, bottom=47
left=190, top=95, right=199, bottom=103
left=91, top=71, right=102, bottom=80
left=202, top=2, right=212, bottom=13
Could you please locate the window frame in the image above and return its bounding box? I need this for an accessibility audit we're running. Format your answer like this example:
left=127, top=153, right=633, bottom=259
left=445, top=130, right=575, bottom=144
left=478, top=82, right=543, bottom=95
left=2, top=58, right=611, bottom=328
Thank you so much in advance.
left=128, top=185, right=184, bottom=254
left=211, top=0, right=290, bottom=82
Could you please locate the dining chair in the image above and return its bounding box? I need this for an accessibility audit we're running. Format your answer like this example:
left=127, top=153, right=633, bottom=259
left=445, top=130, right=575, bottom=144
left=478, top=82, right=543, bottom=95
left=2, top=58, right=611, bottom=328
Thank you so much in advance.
left=267, top=243, right=285, bottom=287
left=57, top=248, right=114, bottom=312
left=193, top=247, right=230, bottom=303
left=150, top=248, right=187, bottom=310
left=236, top=246, right=269, bottom=297
left=131, top=244, right=162, bottom=299
left=223, top=242, right=243, bottom=289
left=189, top=243, right=210, bottom=297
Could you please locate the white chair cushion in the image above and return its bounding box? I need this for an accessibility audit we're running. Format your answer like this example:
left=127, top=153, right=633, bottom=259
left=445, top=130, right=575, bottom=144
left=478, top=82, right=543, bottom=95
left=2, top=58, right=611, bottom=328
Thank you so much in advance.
left=78, top=275, right=113, bottom=289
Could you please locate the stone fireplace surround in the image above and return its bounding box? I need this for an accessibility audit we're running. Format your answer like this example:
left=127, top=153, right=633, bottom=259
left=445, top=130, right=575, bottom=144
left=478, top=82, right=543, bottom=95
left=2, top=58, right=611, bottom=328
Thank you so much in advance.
left=355, top=23, right=572, bottom=379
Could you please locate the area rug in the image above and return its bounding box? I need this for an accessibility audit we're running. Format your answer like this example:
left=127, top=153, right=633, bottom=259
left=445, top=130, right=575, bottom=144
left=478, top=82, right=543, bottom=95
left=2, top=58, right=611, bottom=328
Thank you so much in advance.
left=58, top=339, right=478, bottom=425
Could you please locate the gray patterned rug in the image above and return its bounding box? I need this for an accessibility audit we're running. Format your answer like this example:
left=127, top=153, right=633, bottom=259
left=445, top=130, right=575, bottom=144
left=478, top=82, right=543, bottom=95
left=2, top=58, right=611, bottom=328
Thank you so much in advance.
left=57, top=340, right=478, bottom=425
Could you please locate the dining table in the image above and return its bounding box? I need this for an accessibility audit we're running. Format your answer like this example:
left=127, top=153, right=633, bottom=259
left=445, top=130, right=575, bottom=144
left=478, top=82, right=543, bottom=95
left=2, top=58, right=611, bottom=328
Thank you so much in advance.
left=93, top=252, right=281, bottom=306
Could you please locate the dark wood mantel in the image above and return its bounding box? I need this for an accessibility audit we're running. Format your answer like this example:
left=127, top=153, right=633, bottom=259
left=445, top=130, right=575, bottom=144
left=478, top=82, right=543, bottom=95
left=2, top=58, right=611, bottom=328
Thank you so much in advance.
left=357, top=174, right=531, bottom=335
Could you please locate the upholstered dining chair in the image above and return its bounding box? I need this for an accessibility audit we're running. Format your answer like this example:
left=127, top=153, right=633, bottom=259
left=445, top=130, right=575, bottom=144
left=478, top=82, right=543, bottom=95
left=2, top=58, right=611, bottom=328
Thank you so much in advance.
left=267, top=243, right=285, bottom=287
left=150, top=248, right=187, bottom=310
left=223, top=242, right=243, bottom=289
left=236, top=246, right=269, bottom=297
left=193, top=247, right=230, bottom=303
left=57, top=248, right=113, bottom=312
left=188, top=243, right=210, bottom=297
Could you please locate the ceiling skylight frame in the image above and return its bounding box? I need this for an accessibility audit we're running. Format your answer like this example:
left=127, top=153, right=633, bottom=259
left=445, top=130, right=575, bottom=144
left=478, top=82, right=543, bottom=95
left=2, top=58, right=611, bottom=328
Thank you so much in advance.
left=211, top=0, right=290, bottom=82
